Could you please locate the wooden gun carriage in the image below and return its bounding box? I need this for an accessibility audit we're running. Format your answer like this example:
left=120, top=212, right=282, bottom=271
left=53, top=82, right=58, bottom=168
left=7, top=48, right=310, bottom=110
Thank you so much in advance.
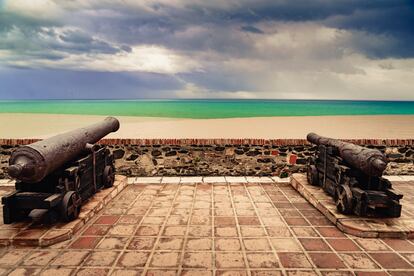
left=306, top=133, right=402, bottom=217
left=2, top=117, right=120, bottom=224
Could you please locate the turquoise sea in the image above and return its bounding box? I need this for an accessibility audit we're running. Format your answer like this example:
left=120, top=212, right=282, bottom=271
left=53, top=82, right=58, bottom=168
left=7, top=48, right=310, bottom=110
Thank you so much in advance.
left=0, top=100, right=413, bottom=119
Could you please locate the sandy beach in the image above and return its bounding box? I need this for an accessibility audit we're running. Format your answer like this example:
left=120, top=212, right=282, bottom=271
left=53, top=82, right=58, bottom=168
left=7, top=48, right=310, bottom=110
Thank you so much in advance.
left=0, top=113, right=413, bottom=139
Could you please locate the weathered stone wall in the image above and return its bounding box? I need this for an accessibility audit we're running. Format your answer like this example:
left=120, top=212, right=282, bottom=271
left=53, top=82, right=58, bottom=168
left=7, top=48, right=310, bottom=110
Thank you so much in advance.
left=111, top=144, right=310, bottom=177
left=0, top=139, right=413, bottom=178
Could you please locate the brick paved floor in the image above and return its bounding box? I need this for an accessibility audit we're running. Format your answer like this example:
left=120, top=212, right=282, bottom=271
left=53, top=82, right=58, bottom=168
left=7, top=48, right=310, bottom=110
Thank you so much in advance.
left=1, top=178, right=414, bottom=275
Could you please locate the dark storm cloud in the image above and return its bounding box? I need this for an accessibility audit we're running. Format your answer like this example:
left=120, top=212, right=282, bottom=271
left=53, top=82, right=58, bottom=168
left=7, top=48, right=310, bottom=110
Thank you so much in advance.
left=325, top=4, right=414, bottom=58
left=76, top=0, right=413, bottom=59
left=3, top=0, right=413, bottom=59
left=47, top=28, right=121, bottom=54
left=0, top=68, right=183, bottom=99
left=217, top=1, right=399, bottom=22
left=0, top=6, right=126, bottom=62
left=325, top=3, right=413, bottom=35
left=0, top=9, right=58, bottom=31
left=0, top=27, right=122, bottom=56
left=205, top=0, right=413, bottom=59
left=241, top=25, right=264, bottom=34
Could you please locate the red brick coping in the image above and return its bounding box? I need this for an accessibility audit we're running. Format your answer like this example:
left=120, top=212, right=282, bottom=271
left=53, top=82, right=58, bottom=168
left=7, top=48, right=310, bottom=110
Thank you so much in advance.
left=291, top=173, right=414, bottom=239
left=1, top=138, right=413, bottom=146
left=0, top=175, right=127, bottom=247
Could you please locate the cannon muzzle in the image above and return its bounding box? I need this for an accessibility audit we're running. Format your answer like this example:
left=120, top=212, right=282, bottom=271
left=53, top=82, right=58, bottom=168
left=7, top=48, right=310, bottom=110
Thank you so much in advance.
left=9, top=117, right=120, bottom=183
left=307, top=132, right=388, bottom=177
left=8, top=164, right=22, bottom=177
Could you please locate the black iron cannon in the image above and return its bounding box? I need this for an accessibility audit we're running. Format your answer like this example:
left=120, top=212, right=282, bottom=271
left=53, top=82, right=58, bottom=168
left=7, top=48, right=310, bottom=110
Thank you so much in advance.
left=306, top=133, right=402, bottom=217
left=2, top=117, right=120, bottom=224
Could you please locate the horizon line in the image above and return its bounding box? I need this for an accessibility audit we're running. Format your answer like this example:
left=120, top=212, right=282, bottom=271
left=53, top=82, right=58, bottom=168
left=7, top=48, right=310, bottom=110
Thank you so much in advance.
left=1, top=98, right=414, bottom=102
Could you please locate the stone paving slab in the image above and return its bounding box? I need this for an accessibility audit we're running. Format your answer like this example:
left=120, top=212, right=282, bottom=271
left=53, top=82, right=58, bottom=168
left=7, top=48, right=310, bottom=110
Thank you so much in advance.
left=291, top=173, right=414, bottom=239
left=180, top=177, right=203, bottom=184
left=129, top=176, right=291, bottom=185
left=246, top=177, right=274, bottom=183
left=203, top=177, right=227, bottom=183
left=0, top=179, right=15, bottom=187
left=0, top=175, right=127, bottom=247
left=161, top=177, right=181, bottom=184
left=0, top=180, right=413, bottom=275
left=384, top=175, right=414, bottom=182
left=225, top=177, right=248, bottom=183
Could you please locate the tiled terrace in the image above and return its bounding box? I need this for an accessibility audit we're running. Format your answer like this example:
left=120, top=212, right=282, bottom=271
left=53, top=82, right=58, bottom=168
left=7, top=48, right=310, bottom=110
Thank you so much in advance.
left=0, top=176, right=413, bottom=275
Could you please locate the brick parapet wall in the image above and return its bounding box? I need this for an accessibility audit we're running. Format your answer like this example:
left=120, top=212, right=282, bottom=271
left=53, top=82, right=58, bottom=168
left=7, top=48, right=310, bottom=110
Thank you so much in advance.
left=1, top=138, right=413, bottom=146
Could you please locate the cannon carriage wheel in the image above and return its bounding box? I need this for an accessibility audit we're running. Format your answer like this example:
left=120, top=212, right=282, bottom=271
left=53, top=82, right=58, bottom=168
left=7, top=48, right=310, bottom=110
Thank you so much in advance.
left=59, top=191, right=82, bottom=222
left=103, top=165, right=115, bottom=188
left=335, top=184, right=353, bottom=214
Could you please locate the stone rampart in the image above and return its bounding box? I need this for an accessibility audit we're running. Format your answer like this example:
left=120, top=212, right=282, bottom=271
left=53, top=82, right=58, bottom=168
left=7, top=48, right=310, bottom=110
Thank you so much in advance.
left=1, top=139, right=413, bottom=178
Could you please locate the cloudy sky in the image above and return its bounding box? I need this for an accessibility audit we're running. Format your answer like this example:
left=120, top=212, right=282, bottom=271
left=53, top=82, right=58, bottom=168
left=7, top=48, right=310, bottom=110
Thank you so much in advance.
left=0, top=0, right=413, bottom=100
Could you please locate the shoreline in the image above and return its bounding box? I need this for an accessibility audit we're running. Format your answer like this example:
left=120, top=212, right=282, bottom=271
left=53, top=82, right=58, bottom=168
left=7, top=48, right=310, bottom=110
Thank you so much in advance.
left=1, top=113, right=414, bottom=139
left=2, top=112, right=414, bottom=118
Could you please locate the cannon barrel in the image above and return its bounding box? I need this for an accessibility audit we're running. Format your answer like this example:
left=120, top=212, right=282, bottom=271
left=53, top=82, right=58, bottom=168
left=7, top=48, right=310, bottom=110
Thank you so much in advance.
left=8, top=117, right=120, bottom=183
left=307, top=132, right=387, bottom=177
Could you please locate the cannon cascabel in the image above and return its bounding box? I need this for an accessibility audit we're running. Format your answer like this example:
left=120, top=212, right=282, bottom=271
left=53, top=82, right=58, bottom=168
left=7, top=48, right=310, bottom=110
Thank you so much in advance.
left=8, top=117, right=120, bottom=183
left=306, top=132, right=387, bottom=177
